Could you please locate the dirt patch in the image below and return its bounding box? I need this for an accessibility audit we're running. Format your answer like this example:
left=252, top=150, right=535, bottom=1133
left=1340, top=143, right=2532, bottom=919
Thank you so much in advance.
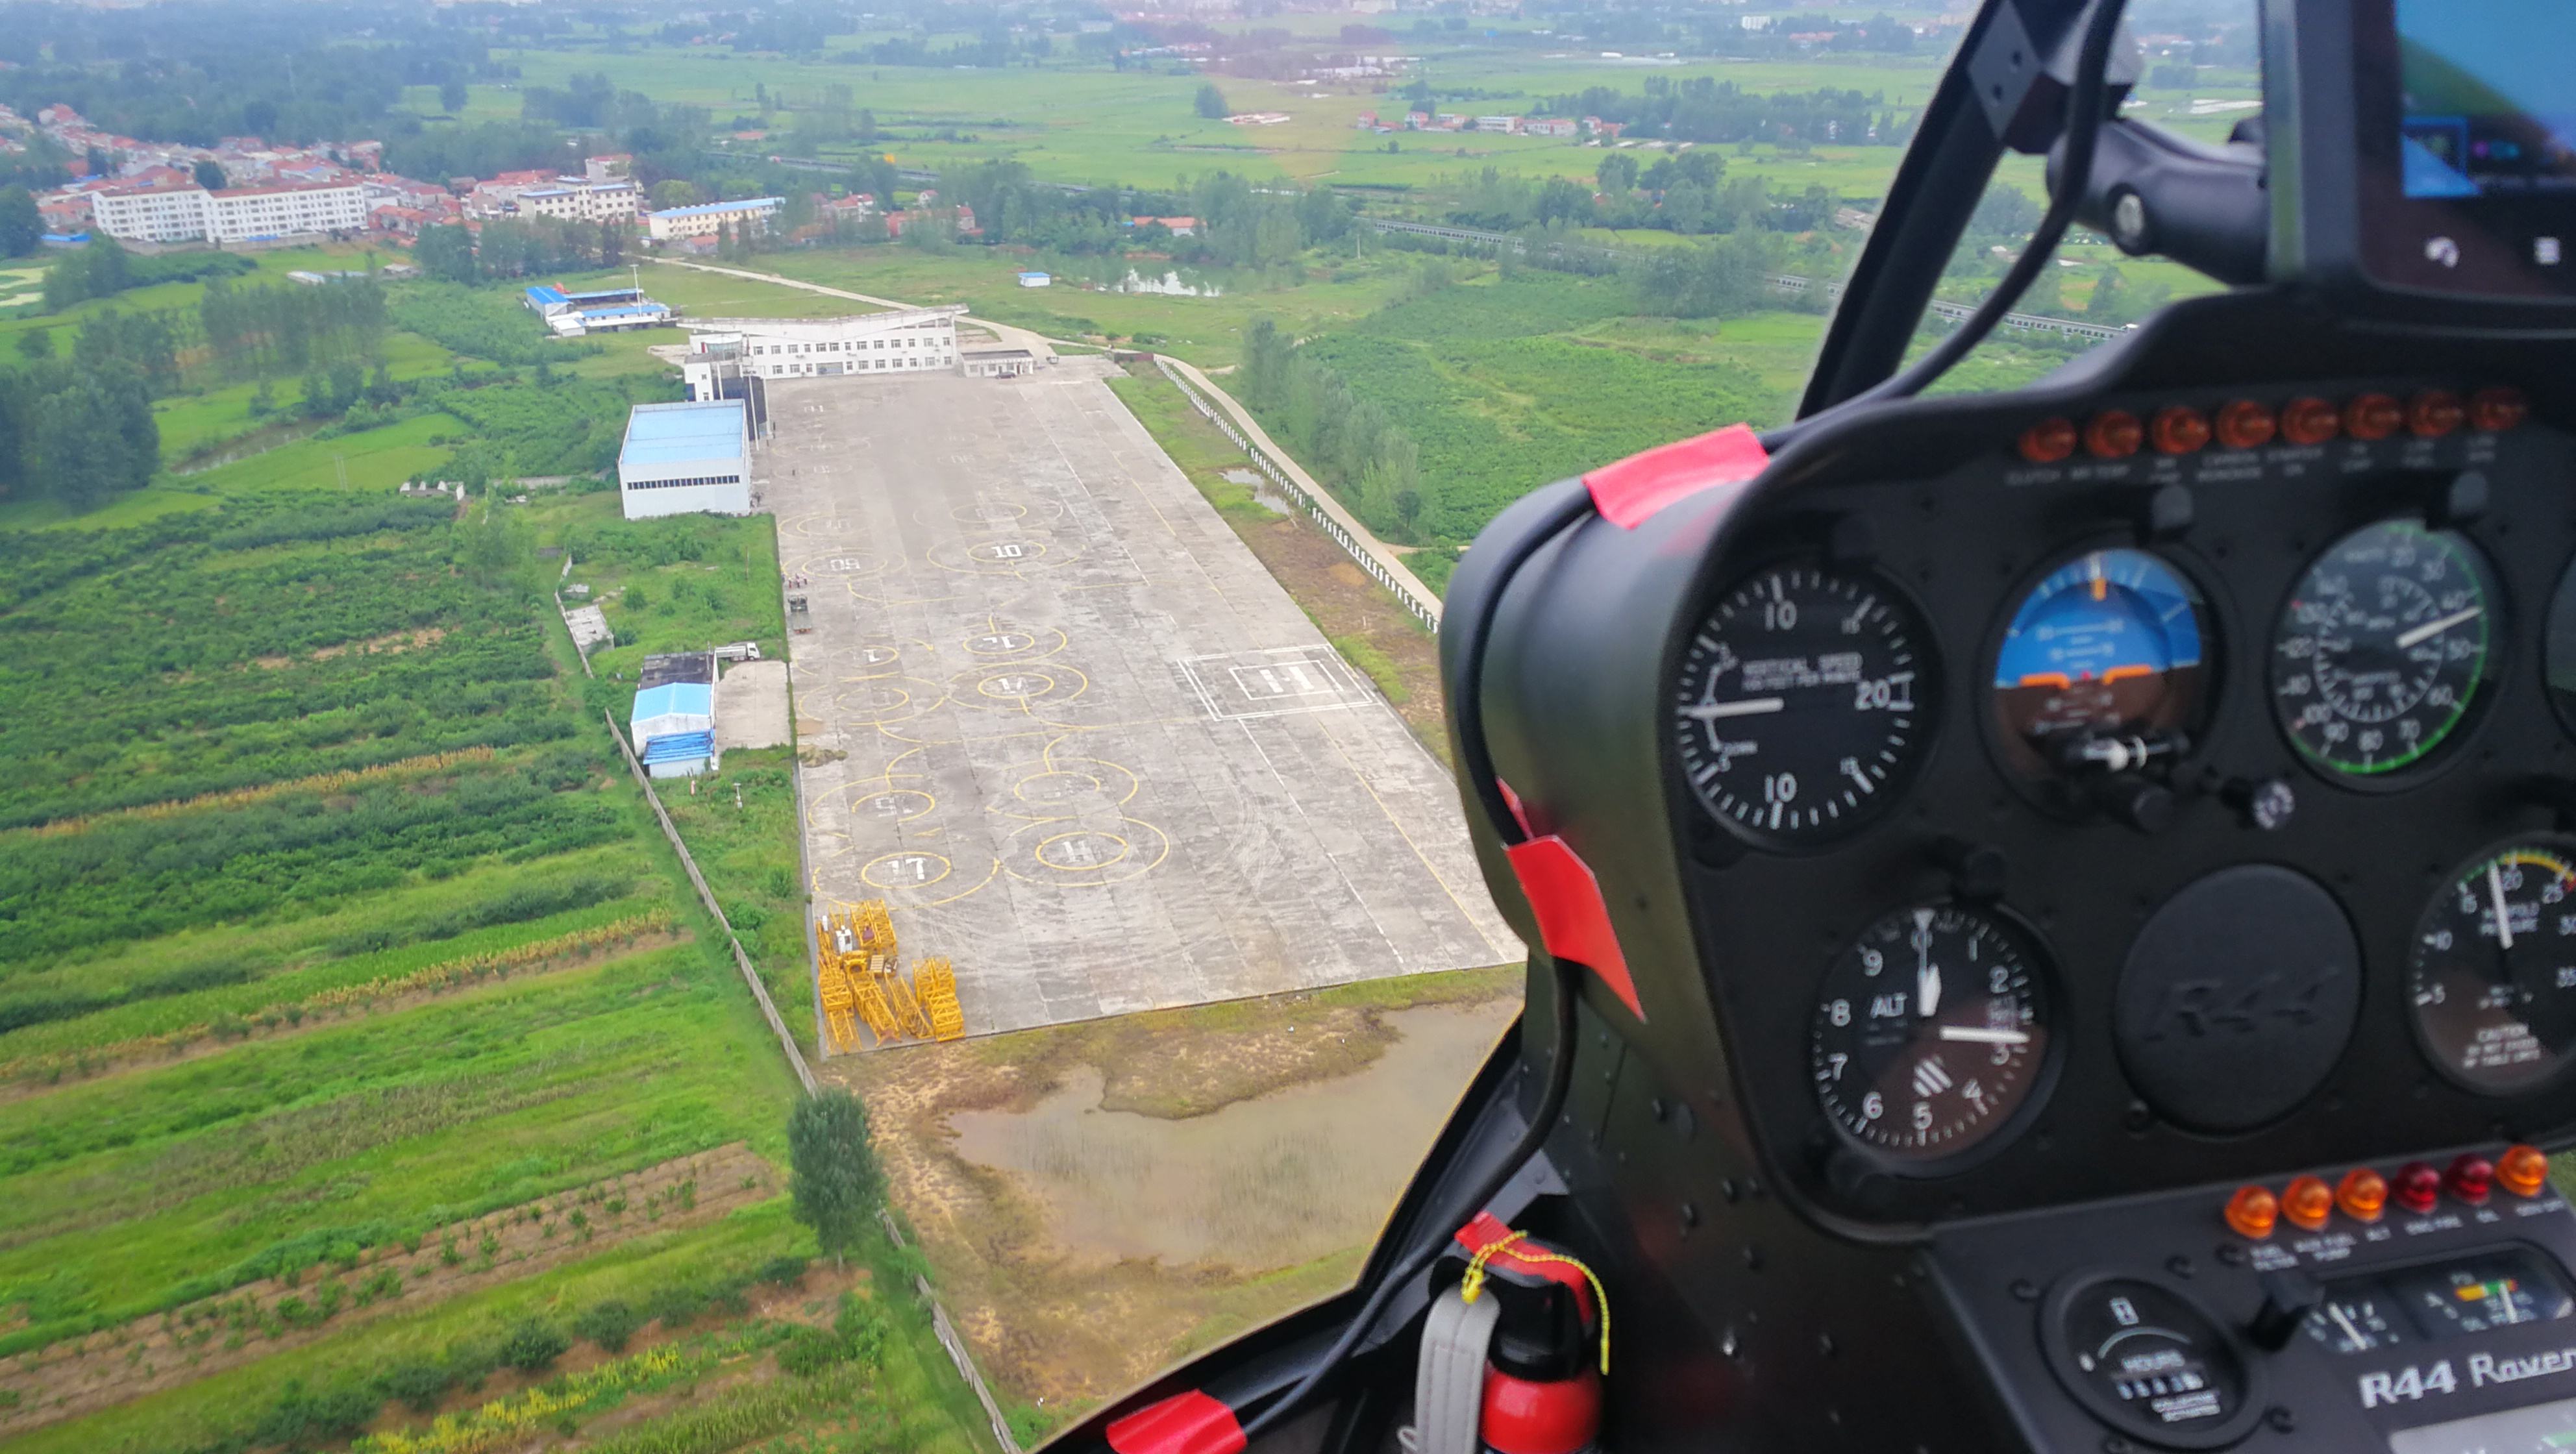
left=831, top=968, right=1520, bottom=1411
left=253, top=627, right=447, bottom=670
left=0, top=1144, right=777, bottom=1437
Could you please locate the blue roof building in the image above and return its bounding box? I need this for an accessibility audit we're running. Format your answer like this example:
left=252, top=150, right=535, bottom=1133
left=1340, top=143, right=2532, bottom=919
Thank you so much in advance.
left=617, top=400, right=750, bottom=519
left=630, top=682, right=717, bottom=778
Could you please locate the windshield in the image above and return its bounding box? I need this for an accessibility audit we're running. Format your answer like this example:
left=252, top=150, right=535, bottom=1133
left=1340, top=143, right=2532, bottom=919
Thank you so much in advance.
left=0, top=1, right=2247, bottom=1449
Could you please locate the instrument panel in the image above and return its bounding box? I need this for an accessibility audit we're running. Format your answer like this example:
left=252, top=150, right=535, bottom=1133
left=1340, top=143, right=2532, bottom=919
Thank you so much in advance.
left=1661, top=374, right=2576, bottom=1227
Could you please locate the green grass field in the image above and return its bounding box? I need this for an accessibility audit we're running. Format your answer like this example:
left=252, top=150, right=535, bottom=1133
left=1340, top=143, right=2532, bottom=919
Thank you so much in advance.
left=0, top=266, right=988, bottom=1449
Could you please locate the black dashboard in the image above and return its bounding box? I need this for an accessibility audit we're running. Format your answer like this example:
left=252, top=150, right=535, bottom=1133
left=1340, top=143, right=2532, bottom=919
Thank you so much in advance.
left=1463, top=290, right=2576, bottom=1451
left=1668, top=364, right=2576, bottom=1230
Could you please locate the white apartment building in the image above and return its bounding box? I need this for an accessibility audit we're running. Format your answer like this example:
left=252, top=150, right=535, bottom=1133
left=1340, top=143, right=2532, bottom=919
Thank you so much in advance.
left=645, top=196, right=784, bottom=242
left=89, top=182, right=368, bottom=244
left=519, top=180, right=639, bottom=224
left=678, top=308, right=965, bottom=395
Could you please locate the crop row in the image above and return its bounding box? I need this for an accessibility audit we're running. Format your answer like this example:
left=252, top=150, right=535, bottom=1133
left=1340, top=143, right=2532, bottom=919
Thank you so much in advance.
left=3, top=909, right=678, bottom=1085
left=0, top=766, right=630, bottom=963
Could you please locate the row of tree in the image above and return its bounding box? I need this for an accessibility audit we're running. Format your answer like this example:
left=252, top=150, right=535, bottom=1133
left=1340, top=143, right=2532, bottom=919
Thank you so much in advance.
left=1237, top=316, right=1426, bottom=541
left=1538, top=79, right=1915, bottom=149
left=0, top=358, right=158, bottom=508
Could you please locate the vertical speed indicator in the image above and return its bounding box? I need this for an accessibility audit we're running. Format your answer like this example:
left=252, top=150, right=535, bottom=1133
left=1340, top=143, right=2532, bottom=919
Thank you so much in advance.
left=1674, top=565, right=1936, bottom=849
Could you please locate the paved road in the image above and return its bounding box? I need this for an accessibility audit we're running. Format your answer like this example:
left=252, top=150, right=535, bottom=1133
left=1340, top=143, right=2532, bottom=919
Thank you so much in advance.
left=647, top=257, right=1061, bottom=360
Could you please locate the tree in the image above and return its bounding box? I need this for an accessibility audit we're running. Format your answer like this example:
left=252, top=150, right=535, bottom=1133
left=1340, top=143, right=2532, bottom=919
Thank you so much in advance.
left=439, top=78, right=469, bottom=114
left=649, top=180, right=701, bottom=208
left=1595, top=152, right=1639, bottom=197
left=14, top=328, right=49, bottom=361
left=192, top=160, right=229, bottom=192
left=787, top=1089, right=884, bottom=1270
left=415, top=224, right=477, bottom=283
left=0, top=184, right=37, bottom=257
left=1195, top=83, right=1230, bottom=120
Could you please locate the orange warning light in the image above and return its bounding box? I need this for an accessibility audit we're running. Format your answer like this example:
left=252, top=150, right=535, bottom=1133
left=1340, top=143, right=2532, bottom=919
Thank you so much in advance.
left=2224, top=1184, right=2279, bottom=1239
left=2336, top=1166, right=2388, bottom=1223
left=2282, top=1175, right=2334, bottom=1231
left=2499, top=1144, right=2551, bottom=1200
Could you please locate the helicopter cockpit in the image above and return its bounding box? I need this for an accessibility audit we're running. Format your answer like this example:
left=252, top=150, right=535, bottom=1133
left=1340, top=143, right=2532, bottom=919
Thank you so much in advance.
left=1057, top=3, right=2576, bottom=1451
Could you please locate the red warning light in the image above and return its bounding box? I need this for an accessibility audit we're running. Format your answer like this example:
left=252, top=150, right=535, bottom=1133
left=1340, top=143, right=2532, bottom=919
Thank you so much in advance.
left=2280, top=397, right=2341, bottom=447
left=2410, top=390, right=2467, bottom=439
left=2153, top=405, right=2212, bottom=455
left=2347, top=393, right=2405, bottom=441
left=2447, top=1153, right=2496, bottom=1207
left=2394, top=1161, right=2442, bottom=1215
left=2086, top=410, right=2144, bottom=459
left=2019, top=417, right=2079, bottom=464
left=2214, top=400, right=2277, bottom=451
left=2470, top=386, right=2529, bottom=434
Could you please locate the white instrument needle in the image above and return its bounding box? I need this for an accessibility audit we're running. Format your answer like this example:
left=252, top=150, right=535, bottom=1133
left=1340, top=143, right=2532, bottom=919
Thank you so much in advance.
left=1938, top=1026, right=2031, bottom=1045
left=2492, top=861, right=2516, bottom=952
left=1685, top=698, right=1786, bottom=721
left=2396, top=606, right=2483, bottom=650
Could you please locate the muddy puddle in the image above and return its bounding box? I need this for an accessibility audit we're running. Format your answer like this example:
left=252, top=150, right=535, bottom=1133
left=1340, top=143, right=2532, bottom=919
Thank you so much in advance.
left=948, top=1002, right=1515, bottom=1270
left=1220, top=466, right=1294, bottom=514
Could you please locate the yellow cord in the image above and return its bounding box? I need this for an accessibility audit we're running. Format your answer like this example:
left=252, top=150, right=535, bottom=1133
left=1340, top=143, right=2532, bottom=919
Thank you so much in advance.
left=1457, top=1231, right=1611, bottom=1376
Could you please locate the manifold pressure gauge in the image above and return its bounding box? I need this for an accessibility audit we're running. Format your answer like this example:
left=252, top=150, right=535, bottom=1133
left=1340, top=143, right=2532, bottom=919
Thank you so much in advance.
left=1811, top=904, right=2053, bottom=1163
left=1673, top=564, right=1935, bottom=849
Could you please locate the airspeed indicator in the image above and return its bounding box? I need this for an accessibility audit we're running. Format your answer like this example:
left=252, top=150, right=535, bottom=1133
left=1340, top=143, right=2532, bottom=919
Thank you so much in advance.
left=1675, top=565, right=1935, bottom=849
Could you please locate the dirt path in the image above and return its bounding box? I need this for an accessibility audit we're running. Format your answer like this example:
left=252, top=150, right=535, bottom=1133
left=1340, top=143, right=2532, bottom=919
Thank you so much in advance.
left=0, top=1144, right=776, bottom=1437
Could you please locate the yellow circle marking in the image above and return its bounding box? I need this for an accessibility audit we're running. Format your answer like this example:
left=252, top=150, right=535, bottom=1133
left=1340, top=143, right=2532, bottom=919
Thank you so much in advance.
left=1035, top=830, right=1132, bottom=871
left=862, top=850, right=953, bottom=891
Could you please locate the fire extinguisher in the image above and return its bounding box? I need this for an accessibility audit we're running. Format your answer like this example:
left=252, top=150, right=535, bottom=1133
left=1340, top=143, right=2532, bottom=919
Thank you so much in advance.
left=1410, top=1213, right=1608, bottom=1454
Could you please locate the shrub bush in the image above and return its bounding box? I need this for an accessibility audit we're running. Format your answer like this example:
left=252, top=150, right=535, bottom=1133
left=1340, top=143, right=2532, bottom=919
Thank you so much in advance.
left=499, top=1318, right=570, bottom=1373
left=573, top=1298, right=643, bottom=1353
left=377, top=1359, right=449, bottom=1413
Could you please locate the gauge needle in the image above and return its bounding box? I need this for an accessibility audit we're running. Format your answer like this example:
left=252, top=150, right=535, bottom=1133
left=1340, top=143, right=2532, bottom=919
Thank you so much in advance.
left=1938, top=1026, right=2031, bottom=1045
left=2329, top=1303, right=2367, bottom=1348
left=2492, top=862, right=2517, bottom=952
left=1685, top=698, right=1786, bottom=721
left=2396, top=606, right=2483, bottom=649
left=1918, top=960, right=1942, bottom=1017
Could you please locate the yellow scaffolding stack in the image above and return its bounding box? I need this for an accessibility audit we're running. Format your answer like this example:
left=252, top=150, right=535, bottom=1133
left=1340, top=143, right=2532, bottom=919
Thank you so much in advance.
left=915, top=957, right=965, bottom=1041
left=813, top=902, right=968, bottom=1049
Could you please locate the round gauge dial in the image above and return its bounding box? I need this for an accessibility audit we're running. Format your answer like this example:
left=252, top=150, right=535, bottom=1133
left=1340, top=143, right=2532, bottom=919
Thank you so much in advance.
left=2303, top=1293, right=2405, bottom=1356
left=2271, top=520, right=2497, bottom=776
left=2408, top=835, right=2576, bottom=1094
left=1811, top=904, right=2050, bottom=1161
left=1672, top=565, right=1933, bottom=847
left=1992, top=548, right=2211, bottom=779
left=2046, top=1278, right=2256, bottom=1450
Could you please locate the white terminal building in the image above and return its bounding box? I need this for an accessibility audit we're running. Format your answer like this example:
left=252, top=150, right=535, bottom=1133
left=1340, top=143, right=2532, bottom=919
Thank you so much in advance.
left=88, top=182, right=369, bottom=245
left=678, top=307, right=965, bottom=397
left=645, top=196, right=785, bottom=242
left=617, top=399, right=752, bottom=520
